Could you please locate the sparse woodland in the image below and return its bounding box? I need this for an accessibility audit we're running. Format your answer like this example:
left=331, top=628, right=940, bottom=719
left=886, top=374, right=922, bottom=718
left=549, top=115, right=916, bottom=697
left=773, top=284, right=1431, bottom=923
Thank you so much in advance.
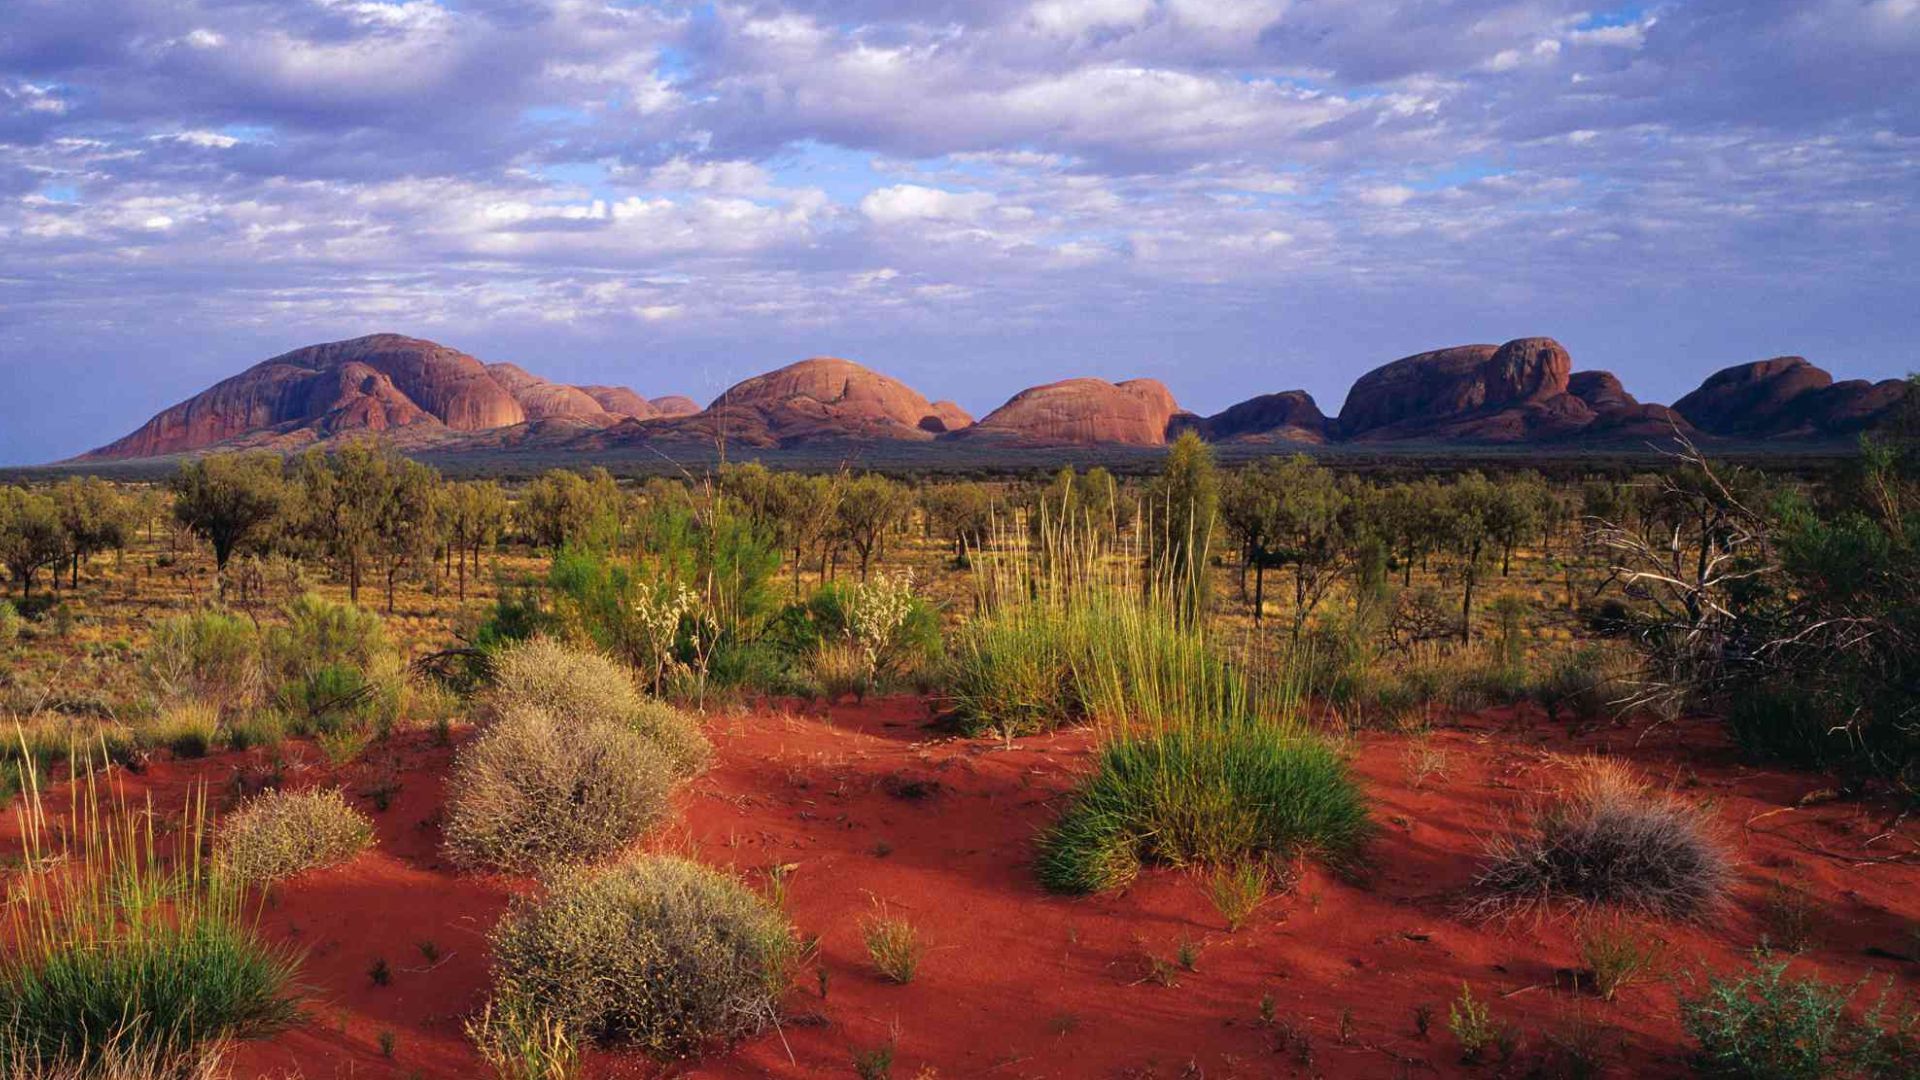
left=1, top=399, right=1917, bottom=1078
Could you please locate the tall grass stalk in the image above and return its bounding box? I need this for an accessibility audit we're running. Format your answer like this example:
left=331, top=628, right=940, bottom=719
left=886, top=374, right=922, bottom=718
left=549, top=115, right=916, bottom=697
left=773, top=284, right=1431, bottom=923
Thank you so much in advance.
left=0, top=737, right=301, bottom=1077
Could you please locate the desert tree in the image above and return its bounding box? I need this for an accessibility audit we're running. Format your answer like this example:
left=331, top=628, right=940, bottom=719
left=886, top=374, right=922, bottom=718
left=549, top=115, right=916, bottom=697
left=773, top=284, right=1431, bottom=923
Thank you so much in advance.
left=836, top=473, right=912, bottom=580
left=922, top=481, right=995, bottom=564
left=373, top=455, right=443, bottom=614
left=53, top=476, right=132, bottom=587
left=170, top=452, right=288, bottom=594
left=0, top=486, right=66, bottom=600
left=774, top=472, right=840, bottom=591
left=1221, top=459, right=1284, bottom=621
left=445, top=479, right=510, bottom=601
left=1486, top=473, right=1545, bottom=576
left=522, top=467, right=624, bottom=552
left=1443, top=472, right=1499, bottom=640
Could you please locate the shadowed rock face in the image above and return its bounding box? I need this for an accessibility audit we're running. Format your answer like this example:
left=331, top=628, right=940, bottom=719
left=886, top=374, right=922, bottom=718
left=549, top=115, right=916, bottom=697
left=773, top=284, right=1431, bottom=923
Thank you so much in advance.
left=965, top=377, right=1181, bottom=446
left=649, top=395, right=701, bottom=418
left=1672, top=357, right=1908, bottom=438
left=1183, top=390, right=1328, bottom=443
left=1337, top=337, right=1573, bottom=441
left=84, top=333, right=525, bottom=459
left=1568, top=371, right=1638, bottom=411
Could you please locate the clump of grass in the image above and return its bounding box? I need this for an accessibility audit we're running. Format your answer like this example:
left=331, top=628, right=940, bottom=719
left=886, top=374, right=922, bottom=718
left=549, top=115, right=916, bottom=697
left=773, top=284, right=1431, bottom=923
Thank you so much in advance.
left=1680, top=953, right=1918, bottom=1079
left=0, top=763, right=301, bottom=1077
left=218, top=787, right=374, bottom=884
left=485, top=637, right=710, bottom=776
left=443, top=705, right=672, bottom=873
left=1037, top=726, right=1369, bottom=894
left=467, top=992, right=580, bottom=1080
left=811, top=640, right=873, bottom=704
left=1578, top=917, right=1667, bottom=1001
left=861, top=903, right=921, bottom=984
left=135, top=700, right=221, bottom=758
left=223, top=710, right=286, bottom=752
left=487, top=856, right=795, bottom=1059
left=1472, top=757, right=1730, bottom=920
left=1204, top=861, right=1272, bottom=931
left=1403, top=739, right=1450, bottom=789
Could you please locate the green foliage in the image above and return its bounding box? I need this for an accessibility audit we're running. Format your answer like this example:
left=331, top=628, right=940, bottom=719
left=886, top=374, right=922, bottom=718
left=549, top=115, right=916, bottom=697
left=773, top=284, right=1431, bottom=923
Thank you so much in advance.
left=1037, top=726, right=1368, bottom=893
left=0, top=486, right=69, bottom=599
left=1448, top=982, right=1498, bottom=1064
left=0, top=597, right=20, bottom=647
left=0, top=771, right=300, bottom=1077
left=217, top=788, right=375, bottom=883
left=443, top=705, right=673, bottom=872
left=263, top=593, right=396, bottom=736
left=860, top=904, right=920, bottom=984
left=1147, top=431, right=1218, bottom=619
left=169, top=453, right=288, bottom=577
left=1680, top=954, right=1918, bottom=1079
left=1578, top=918, right=1667, bottom=1001
left=488, top=856, right=795, bottom=1059
left=144, top=610, right=261, bottom=708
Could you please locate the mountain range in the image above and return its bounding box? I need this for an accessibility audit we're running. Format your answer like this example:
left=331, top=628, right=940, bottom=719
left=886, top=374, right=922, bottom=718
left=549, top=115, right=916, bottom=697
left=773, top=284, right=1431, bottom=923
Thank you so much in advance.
left=77, top=332, right=1909, bottom=462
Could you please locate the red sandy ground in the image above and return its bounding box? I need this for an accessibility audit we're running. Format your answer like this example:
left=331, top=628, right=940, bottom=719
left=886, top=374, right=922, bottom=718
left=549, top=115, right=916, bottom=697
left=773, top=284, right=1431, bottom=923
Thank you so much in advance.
left=10, top=699, right=1919, bottom=1079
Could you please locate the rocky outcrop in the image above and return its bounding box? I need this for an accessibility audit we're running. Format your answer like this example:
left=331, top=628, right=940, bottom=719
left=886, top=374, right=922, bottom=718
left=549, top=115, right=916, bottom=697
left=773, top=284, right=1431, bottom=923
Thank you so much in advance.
left=1672, top=357, right=1908, bottom=438
left=484, top=363, right=619, bottom=426
left=964, top=378, right=1181, bottom=446
left=1184, top=391, right=1328, bottom=443
left=921, top=401, right=975, bottom=434
left=1568, top=371, right=1637, bottom=411
left=1337, top=337, right=1574, bottom=442
left=84, top=333, right=524, bottom=459
left=650, top=395, right=701, bottom=418
left=639, top=358, right=960, bottom=446
left=577, top=386, right=661, bottom=421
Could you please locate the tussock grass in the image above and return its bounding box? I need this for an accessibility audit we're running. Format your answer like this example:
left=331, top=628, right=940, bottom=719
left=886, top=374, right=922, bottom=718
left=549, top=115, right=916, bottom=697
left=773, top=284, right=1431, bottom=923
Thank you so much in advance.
left=485, top=637, right=710, bottom=777
left=217, top=788, right=375, bottom=884
left=487, top=856, right=795, bottom=1059
left=1472, top=757, right=1730, bottom=920
left=860, top=904, right=921, bottom=984
left=443, top=705, right=673, bottom=873
left=133, top=700, right=220, bottom=758
left=0, top=757, right=300, bottom=1078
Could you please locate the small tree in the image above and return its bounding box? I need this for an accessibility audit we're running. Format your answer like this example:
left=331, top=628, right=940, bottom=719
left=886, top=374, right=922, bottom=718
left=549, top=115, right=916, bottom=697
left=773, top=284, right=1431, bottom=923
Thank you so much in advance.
left=170, top=452, right=287, bottom=594
left=0, top=486, right=66, bottom=600
left=53, top=477, right=132, bottom=588
left=836, top=473, right=912, bottom=580
left=1149, top=431, right=1218, bottom=620
left=445, top=480, right=510, bottom=601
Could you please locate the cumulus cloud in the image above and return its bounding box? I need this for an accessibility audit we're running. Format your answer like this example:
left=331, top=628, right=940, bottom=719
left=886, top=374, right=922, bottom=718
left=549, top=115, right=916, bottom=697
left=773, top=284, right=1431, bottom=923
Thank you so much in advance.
left=0, top=0, right=1915, bottom=462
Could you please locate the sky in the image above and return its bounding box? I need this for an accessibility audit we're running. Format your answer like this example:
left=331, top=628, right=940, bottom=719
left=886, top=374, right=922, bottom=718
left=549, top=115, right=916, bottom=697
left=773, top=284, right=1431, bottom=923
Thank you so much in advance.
left=1, top=0, right=1916, bottom=464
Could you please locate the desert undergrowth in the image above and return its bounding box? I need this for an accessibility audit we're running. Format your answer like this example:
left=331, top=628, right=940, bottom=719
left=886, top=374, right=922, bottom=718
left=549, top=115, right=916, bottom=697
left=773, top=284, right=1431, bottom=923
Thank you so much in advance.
left=0, top=743, right=301, bottom=1078
left=954, top=507, right=1369, bottom=893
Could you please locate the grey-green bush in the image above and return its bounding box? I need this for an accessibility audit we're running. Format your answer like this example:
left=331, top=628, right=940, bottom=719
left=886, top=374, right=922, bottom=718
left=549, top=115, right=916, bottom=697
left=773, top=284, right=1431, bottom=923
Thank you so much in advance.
left=218, top=788, right=375, bottom=883
left=489, top=856, right=795, bottom=1059
left=485, top=637, right=710, bottom=777
left=443, top=705, right=672, bottom=872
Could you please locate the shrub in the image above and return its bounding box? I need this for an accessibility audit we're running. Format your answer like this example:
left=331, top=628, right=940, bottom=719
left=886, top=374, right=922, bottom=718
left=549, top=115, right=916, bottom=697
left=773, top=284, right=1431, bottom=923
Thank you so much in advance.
left=1449, top=982, right=1498, bottom=1064
left=0, top=770, right=300, bottom=1077
left=443, top=706, right=673, bottom=872
left=485, top=637, right=710, bottom=777
left=811, top=640, right=872, bottom=702
left=944, top=608, right=1079, bottom=737
left=467, top=992, right=580, bottom=1080
left=1681, top=954, right=1918, bottom=1079
left=1473, top=758, right=1730, bottom=920
left=1578, top=917, right=1667, bottom=1001
left=144, top=610, right=261, bottom=708
left=224, top=710, right=286, bottom=752
left=1036, top=726, right=1369, bottom=893
left=1204, top=861, right=1273, bottom=931
left=488, top=856, right=795, bottom=1058
left=217, top=788, right=375, bottom=883
left=134, top=700, right=220, bottom=758
left=0, top=598, right=21, bottom=647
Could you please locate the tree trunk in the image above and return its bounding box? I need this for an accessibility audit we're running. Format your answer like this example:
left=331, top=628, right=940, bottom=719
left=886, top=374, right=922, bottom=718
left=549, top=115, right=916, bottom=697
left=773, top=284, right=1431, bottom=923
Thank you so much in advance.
left=349, top=559, right=361, bottom=605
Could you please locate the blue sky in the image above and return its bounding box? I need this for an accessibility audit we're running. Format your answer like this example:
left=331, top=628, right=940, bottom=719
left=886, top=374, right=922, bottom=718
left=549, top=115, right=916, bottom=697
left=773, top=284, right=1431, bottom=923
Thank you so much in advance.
left=1, top=0, right=1915, bottom=462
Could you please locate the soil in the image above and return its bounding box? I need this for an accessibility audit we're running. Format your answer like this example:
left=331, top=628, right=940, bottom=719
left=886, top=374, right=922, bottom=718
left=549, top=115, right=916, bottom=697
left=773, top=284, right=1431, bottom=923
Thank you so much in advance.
left=9, top=698, right=1919, bottom=1079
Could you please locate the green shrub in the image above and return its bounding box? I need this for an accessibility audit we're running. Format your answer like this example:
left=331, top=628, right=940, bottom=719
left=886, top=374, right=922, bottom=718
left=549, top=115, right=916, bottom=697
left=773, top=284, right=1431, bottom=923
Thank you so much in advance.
left=1727, top=679, right=1855, bottom=768
left=1681, top=954, right=1918, bottom=1079
left=224, top=710, right=287, bottom=752
left=1474, top=759, right=1729, bottom=919
left=488, top=856, right=795, bottom=1058
left=945, top=607, right=1079, bottom=737
left=0, top=599, right=21, bottom=647
left=484, top=637, right=710, bottom=777
left=443, top=706, right=673, bottom=872
left=1036, top=725, right=1369, bottom=893
left=1536, top=645, right=1635, bottom=721
left=144, top=610, right=261, bottom=707
left=217, top=788, right=375, bottom=883
left=0, top=770, right=301, bottom=1076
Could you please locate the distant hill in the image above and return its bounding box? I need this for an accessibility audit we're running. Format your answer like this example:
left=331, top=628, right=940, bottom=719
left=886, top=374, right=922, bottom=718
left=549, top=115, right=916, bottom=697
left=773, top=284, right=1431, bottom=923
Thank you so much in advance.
left=77, top=332, right=1908, bottom=463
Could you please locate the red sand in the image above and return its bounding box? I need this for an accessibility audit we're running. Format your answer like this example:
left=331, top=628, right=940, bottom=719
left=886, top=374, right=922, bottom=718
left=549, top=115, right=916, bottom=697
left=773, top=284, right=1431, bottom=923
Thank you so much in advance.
left=10, top=699, right=1919, bottom=1078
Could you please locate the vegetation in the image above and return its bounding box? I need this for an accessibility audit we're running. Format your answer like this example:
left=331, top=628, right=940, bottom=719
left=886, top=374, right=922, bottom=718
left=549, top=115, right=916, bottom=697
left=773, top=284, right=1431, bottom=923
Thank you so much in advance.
left=0, top=767, right=300, bottom=1077
left=1680, top=954, right=1917, bottom=1079
left=860, top=904, right=922, bottom=984
left=486, top=856, right=795, bottom=1059
left=483, top=636, right=711, bottom=777
left=217, top=788, right=376, bottom=883
left=443, top=705, right=674, bottom=872
left=1473, top=758, right=1729, bottom=920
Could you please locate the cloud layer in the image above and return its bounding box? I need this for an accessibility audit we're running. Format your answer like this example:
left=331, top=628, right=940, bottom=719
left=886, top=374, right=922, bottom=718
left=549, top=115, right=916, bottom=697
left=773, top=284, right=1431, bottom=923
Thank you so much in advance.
left=2, top=0, right=1916, bottom=462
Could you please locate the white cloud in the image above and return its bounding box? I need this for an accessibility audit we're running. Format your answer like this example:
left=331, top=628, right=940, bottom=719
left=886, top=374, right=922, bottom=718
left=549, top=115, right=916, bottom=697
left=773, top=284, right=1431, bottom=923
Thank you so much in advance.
left=861, top=185, right=996, bottom=224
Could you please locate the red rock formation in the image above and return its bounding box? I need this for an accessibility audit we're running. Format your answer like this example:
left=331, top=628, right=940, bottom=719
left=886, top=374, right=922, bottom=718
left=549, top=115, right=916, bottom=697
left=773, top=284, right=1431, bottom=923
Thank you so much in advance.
left=1672, top=357, right=1908, bottom=438
left=965, top=378, right=1180, bottom=446
left=690, top=358, right=956, bottom=444
left=84, top=333, right=523, bottom=459
left=1186, top=390, right=1328, bottom=443
left=577, top=386, right=661, bottom=421
left=484, top=363, right=617, bottom=426
left=1337, top=337, right=1572, bottom=441
left=921, top=401, right=975, bottom=434
left=650, top=395, right=701, bottom=418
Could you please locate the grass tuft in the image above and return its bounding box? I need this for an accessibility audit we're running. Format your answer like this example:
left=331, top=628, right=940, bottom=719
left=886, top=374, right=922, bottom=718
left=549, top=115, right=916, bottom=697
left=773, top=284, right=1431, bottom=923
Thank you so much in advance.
left=217, top=787, right=374, bottom=884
